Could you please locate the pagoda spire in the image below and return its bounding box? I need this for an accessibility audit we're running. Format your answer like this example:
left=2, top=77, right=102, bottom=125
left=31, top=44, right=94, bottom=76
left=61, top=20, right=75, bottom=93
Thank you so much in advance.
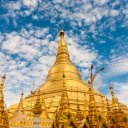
left=109, top=86, right=118, bottom=110
left=0, top=74, right=6, bottom=117
left=57, top=72, right=75, bottom=127
left=0, top=74, right=9, bottom=128
left=1, top=73, right=6, bottom=86
left=55, top=29, right=71, bottom=64
left=33, top=90, right=42, bottom=127
left=59, top=72, right=70, bottom=110
left=33, top=90, right=42, bottom=115
left=11, top=91, right=25, bottom=119
left=46, top=29, right=82, bottom=81
left=109, top=86, right=127, bottom=127
left=17, top=91, right=24, bottom=113
left=40, top=93, right=49, bottom=119
left=88, top=87, right=99, bottom=127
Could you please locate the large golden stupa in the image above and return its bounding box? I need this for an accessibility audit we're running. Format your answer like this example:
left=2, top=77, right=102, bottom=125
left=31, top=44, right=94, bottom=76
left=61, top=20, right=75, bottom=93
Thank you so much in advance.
left=1, top=29, right=128, bottom=128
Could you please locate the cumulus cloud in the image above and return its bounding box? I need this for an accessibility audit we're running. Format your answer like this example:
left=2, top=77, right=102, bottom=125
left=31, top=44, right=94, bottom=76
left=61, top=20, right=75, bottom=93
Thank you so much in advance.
left=22, top=0, right=38, bottom=8
left=94, top=0, right=109, bottom=6
left=107, top=55, right=128, bottom=76
left=4, top=1, right=21, bottom=10
left=1, top=0, right=125, bottom=27
left=110, top=10, right=119, bottom=17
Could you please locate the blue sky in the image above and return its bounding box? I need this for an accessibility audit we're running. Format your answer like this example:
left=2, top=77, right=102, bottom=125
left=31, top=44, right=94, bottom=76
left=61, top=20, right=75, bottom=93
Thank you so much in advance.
left=0, top=0, right=128, bottom=106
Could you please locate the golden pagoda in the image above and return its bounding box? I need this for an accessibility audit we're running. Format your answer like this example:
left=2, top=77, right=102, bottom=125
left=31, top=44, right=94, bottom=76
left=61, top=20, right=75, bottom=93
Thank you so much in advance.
left=6, top=29, right=128, bottom=128
left=0, top=74, right=9, bottom=128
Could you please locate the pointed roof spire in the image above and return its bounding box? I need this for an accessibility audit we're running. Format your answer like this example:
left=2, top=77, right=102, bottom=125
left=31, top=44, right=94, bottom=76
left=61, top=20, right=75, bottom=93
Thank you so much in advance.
left=88, top=87, right=98, bottom=125
left=109, top=86, right=118, bottom=110
left=55, top=28, right=71, bottom=64
left=46, top=29, right=82, bottom=81
left=2, top=73, right=6, bottom=80
left=40, top=93, right=49, bottom=119
left=33, top=90, right=42, bottom=115
left=0, top=74, right=6, bottom=117
left=18, top=91, right=24, bottom=113
left=59, top=28, right=66, bottom=46
left=1, top=73, right=6, bottom=86
left=59, top=73, right=70, bottom=109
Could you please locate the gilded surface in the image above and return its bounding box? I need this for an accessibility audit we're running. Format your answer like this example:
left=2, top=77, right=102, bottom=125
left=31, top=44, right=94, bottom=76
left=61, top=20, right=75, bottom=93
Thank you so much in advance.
left=1, top=29, right=128, bottom=128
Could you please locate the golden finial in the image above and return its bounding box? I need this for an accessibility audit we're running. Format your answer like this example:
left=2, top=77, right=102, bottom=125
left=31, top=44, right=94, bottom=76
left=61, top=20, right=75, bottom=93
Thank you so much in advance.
left=109, top=86, right=115, bottom=98
left=21, top=90, right=24, bottom=96
left=1, top=73, right=6, bottom=86
left=2, top=73, right=6, bottom=80
left=59, top=27, right=64, bottom=37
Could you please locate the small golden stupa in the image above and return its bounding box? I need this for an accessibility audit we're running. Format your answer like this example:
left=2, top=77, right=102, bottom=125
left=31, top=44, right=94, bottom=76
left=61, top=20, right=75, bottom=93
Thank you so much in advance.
left=0, top=74, right=9, bottom=128
left=4, top=29, right=128, bottom=128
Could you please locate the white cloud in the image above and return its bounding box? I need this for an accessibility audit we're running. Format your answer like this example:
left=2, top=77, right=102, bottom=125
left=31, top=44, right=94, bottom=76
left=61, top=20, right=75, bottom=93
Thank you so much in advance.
left=5, top=1, right=21, bottom=10
left=93, top=74, right=104, bottom=89
left=107, top=55, right=128, bottom=76
left=32, top=15, right=38, bottom=20
left=110, top=10, right=119, bottom=17
left=64, top=34, right=97, bottom=67
left=94, top=0, right=109, bottom=6
left=52, top=0, right=64, bottom=4
left=22, top=0, right=38, bottom=8
left=123, top=9, right=128, bottom=19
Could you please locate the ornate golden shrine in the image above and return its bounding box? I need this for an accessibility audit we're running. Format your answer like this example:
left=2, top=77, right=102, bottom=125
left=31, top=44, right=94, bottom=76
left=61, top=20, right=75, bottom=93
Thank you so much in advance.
left=1, top=29, right=128, bottom=128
